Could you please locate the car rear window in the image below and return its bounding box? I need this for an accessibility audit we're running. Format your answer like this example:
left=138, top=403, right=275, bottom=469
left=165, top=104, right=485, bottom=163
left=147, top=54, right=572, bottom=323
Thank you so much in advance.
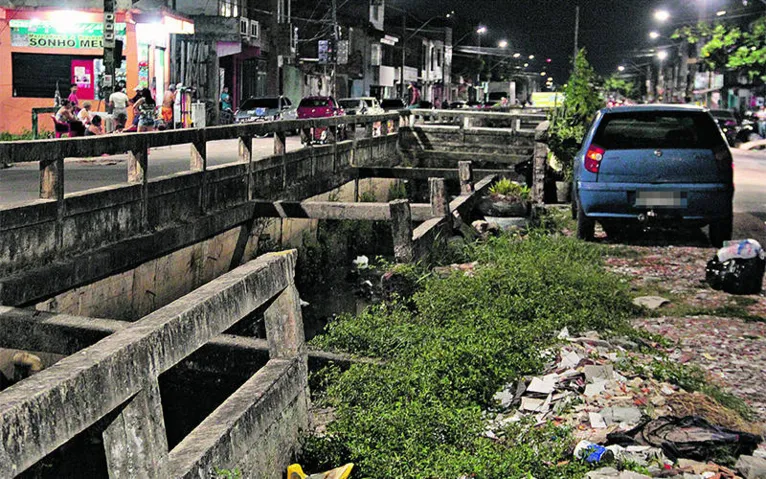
left=594, top=111, right=724, bottom=150
left=381, top=99, right=404, bottom=109
left=299, top=98, right=330, bottom=108
left=240, top=98, right=279, bottom=110
left=338, top=100, right=359, bottom=109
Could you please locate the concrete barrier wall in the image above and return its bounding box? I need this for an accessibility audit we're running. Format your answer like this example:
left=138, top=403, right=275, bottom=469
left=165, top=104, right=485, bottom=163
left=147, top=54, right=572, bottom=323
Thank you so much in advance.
left=0, top=250, right=309, bottom=478
left=0, top=115, right=401, bottom=307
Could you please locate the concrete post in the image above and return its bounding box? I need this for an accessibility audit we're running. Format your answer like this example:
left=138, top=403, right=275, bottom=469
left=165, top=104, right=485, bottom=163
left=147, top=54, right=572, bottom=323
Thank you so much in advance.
left=262, top=284, right=305, bottom=359
left=389, top=199, right=414, bottom=263
left=365, top=120, right=374, bottom=138
left=462, top=115, right=470, bottom=130
left=274, top=130, right=286, bottom=156
left=102, top=379, right=168, bottom=479
left=39, top=157, right=64, bottom=200
left=429, top=177, right=449, bottom=219
left=190, top=136, right=206, bottom=172
left=380, top=119, right=389, bottom=136
left=128, top=147, right=148, bottom=184
left=458, top=161, right=474, bottom=195
left=239, top=135, right=253, bottom=200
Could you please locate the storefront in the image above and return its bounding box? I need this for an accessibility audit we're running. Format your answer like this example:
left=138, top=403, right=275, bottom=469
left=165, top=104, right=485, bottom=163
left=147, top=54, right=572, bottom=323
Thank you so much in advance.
left=0, top=7, right=193, bottom=134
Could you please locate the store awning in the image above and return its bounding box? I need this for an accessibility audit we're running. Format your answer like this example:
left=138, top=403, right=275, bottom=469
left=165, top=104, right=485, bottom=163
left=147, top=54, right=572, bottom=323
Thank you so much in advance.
left=131, top=1, right=194, bottom=35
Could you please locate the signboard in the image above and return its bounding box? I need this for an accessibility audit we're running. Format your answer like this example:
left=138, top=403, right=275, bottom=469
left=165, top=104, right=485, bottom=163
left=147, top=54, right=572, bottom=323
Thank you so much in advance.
left=531, top=92, right=564, bottom=108
left=10, top=20, right=126, bottom=49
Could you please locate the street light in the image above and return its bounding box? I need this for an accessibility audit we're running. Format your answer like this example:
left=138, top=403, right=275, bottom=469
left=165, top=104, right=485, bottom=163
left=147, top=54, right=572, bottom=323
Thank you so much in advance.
left=618, top=65, right=626, bottom=72
left=498, top=40, right=508, bottom=48
left=654, top=9, right=670, bottom=22
left=657, top=50, right=668, bottom=60
left=716, top=10, right=727, bottom=16
left=528, top=55, right=535, bottom=60
left=476, top=26, right=487, bottom=34
left=649, top=31, right=660, bottom=40
left=513, top=52, right=521, bottom=58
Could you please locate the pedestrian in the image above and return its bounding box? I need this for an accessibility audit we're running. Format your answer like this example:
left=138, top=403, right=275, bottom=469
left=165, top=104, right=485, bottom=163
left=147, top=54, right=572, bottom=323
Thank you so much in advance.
left=55, top=100, right=85, bottom=136
left=129, top=86, right=143, bottom=128
left=85, top=115, right=104, bottom=136
left=161, top=84, right=176, bottom=128
left=109, top=86, right=130, bottom=119
left=757, top=106, right=766, bottom=138
left=133, top=88, right=157, bottom=133
left=220, top=86, right=232, bottom=111
left=68, top=84, right=80, bottom=111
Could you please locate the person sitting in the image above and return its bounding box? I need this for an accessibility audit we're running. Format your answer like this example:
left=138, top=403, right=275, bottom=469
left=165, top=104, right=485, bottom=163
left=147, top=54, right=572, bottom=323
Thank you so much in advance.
left=113, top=112, right=128, bottom=133
left=85, top=115, right=104, bottom=136
left=55, top=100, right=85, bottom=136
left=77, top=101, right=93, bottom=126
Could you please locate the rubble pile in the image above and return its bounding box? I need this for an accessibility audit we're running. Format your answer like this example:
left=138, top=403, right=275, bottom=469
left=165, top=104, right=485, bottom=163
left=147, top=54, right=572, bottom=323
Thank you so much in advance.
left=486, top=329, right=766, bottom=479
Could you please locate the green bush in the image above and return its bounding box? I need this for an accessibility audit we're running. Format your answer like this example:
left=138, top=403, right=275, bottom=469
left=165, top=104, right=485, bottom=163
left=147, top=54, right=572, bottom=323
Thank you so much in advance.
left=303, top=233, right=637, bottom=477
left=488, top=178, right=530, bottom=201
left=548, top=49, right=603, bottom=181
left=0, top=129, right=53, bottom=142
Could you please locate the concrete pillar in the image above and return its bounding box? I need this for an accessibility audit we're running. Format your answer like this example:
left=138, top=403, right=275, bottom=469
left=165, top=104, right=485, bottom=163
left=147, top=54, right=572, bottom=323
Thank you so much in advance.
left=429, top=177, right=449, bottom=219
left=458, top=161, right=474, bottom=195
left=389, top=199, right=414, bottom=263
left=190, top=137, right=206, bottom=172
left=380, top=119, right=389, bottom=136
left=365, top=121, right=374, bottom=138
left=102, top=379, right=168, bottom=479
left=274, top=130, right=286, bottom=156
left=128, top=147, right=148, bottom=184
left=39, top=157, right=64, bottom=200
left=262, top=284, right=305, bottom=359
left=239, top=136, right=253, bottom=200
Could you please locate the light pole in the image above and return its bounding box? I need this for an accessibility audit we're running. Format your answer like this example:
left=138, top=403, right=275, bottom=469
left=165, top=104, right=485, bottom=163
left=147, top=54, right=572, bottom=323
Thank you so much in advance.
left=657, top=50, right=668, bottom=101
left=475, top=26, right=487, bottom=100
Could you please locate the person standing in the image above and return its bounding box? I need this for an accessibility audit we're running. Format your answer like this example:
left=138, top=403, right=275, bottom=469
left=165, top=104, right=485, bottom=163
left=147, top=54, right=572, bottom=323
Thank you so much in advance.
left=133, top=88, right=157, bottom=132
left=220, top=86, right=232, bottom=111
left=161, top=84, right=177, bottom=128
left=109, top=86, right=130, bottom=119
left=68, top=84, right=80, bottom=111
left=757, top=105, right=766, bottom=139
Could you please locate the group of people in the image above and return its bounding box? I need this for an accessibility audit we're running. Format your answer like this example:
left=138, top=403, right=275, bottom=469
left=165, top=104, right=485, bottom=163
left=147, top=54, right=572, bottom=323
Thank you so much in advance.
left=54, top=82, right=181, bottom=136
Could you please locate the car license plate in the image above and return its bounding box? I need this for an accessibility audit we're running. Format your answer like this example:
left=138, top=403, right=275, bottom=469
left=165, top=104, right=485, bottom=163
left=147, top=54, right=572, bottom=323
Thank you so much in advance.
left=635, top=191, right=687, bottom=208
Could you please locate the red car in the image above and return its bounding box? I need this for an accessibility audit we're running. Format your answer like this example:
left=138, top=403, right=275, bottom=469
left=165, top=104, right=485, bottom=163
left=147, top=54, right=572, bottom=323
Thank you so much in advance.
left=297, top=96, right=347, bottom=144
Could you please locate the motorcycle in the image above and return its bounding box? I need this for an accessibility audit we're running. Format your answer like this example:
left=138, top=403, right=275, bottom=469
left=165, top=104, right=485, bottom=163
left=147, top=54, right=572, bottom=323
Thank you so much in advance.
left=736, top=119, right=763, bottom=146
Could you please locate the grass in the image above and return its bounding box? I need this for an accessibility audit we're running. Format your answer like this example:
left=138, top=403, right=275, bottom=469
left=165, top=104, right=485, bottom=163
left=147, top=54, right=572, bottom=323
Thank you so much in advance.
left=300, top=232, right=640, bottom=477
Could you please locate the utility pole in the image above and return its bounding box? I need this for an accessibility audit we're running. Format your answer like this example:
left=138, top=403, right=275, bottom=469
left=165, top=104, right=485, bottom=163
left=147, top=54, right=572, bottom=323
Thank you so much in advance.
left=102, top=0, right=116, bottom=107
left=573, top=5, right=580, bottom=62
left=401, top=14, right=406, bottom=99
left=331, top=0, right=338, bottom=97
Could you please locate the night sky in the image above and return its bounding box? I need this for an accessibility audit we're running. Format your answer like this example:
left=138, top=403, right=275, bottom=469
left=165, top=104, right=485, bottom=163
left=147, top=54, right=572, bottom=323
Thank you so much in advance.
left=399, top=0, right=765, bottom=82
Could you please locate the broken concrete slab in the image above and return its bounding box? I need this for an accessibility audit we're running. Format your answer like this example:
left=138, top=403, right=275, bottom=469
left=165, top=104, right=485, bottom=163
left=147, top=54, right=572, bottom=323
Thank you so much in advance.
left=586, top=467, right=620, bottom=479
left=632, top=296, right=671, bottom=310
left=585, top=381, right=607, bottom=397
left=599, top=406, right=642, bottom=426
left=584, top=365, right=614, bottom=383
left=527, top=375, right=558, bottom=395
left=736, top=455, right=766, bottom=479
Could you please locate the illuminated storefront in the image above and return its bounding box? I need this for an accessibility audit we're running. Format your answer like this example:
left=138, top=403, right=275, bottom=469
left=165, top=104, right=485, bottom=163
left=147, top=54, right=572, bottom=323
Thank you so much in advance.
left=0, top=7, right=193, bottom=134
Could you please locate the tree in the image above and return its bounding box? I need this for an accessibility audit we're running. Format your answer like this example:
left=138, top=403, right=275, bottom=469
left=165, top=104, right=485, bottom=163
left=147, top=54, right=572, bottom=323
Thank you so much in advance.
left=603, top=75, right=636, bottom=99
left=548, top=49, right=602, bottom=180
left=700, top=16, right=766, bottom=82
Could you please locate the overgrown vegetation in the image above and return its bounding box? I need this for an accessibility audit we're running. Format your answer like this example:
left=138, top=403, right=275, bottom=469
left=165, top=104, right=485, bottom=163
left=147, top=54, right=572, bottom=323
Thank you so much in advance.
left=0, top=129, right=53, bottom=142
left=300, top=232, right=639, bottom=477
left=488, top=178, right=531, bottom=201
left=548, top=49, right=603, bottom=181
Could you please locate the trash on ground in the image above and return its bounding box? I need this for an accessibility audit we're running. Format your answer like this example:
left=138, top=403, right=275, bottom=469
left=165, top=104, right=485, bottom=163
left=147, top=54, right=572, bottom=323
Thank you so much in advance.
left=706, top=239, right=766, bottom=295
left=288, top=463, right=354, bottom=479
left=633, top=296, right=672, bottom=310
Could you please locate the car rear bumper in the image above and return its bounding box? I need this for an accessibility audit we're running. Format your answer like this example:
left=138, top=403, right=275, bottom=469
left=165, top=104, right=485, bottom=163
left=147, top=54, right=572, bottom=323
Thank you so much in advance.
left=577, top=181, right=733, bottom=220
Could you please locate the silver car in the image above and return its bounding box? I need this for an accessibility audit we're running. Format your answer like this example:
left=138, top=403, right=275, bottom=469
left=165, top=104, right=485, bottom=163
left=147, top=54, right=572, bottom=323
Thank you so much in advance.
left=234, top=96, right=297, bottom=123
left=338, top=97, right=385, bottom=116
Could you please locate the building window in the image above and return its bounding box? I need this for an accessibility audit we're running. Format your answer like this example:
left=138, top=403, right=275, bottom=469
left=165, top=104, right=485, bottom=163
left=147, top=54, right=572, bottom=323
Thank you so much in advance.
left=250, top=20, right=260, bottom=39
left=372, top=5, right=380, bottom=21
left=219, top=0, right=240, bottom=18
left=371, top=43, right=381, bottom=66
left=436, top=48, right=441, bottom=67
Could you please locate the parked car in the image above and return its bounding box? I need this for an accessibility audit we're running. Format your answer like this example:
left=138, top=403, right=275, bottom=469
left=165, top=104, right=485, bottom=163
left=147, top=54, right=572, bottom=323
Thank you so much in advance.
left=572, top=105, right=733, bottom=247
left=338, top=97, right=385, bottom=116
left=710, top=109, right=739, bottom=146
left=380, top=98, right=408, bottom=111
left=296, top=96, right=346, bottom=144
left=234, top=96, right=296, bottom=124
left=409, top=100, right=433, bottom=109
left=448, top=101, right=469, bottom=109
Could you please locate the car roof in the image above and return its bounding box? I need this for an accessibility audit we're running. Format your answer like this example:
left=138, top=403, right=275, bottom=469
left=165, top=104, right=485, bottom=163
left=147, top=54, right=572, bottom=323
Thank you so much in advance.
left=339, top=97, right=376, bottom=101
left=301, top=96, right=332, bottom=100
left=602, top=104, right=708, bottom=114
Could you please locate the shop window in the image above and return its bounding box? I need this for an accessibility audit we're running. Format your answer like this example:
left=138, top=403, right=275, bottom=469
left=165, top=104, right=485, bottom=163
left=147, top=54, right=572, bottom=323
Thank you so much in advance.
left=371, top=43, right=381, bottom=66
left=219, top=0, right=241, bottom=18
left=11, top=53, right=124, bottom=99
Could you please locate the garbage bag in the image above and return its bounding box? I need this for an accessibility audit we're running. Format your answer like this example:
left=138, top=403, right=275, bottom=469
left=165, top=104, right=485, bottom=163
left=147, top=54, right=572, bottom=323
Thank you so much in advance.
left=606, top=416, right=761, bottom=462
left=706, top=240, right=765, bottom=295
left=288, top=463, right=354, bottom=479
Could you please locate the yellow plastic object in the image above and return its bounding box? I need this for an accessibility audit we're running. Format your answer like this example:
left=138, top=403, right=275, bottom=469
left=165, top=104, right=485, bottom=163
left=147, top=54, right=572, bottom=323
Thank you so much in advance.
left=287, top=463, right=354, bottom=479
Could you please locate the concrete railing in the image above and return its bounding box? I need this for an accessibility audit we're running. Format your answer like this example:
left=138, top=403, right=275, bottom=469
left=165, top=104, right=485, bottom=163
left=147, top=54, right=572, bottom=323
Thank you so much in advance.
left=0, top=113, right=405, bottom=305
left=408, top=108, right=547, bottom=132
left=0, top=250, right=309, bottom=478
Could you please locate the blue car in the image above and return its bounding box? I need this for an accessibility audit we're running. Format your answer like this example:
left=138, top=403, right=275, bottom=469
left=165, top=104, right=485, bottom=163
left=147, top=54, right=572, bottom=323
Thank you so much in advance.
left=572, top=105, right=734, bottom=246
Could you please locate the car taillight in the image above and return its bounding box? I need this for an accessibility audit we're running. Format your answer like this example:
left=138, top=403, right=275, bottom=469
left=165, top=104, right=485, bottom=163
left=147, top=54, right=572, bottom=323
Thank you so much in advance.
left=584, top=145, right=605, bottom=174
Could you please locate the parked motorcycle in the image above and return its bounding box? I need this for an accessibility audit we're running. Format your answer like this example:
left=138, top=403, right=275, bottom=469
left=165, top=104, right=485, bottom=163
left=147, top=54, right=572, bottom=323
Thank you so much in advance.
left=736, top=119, right=763, bottom=146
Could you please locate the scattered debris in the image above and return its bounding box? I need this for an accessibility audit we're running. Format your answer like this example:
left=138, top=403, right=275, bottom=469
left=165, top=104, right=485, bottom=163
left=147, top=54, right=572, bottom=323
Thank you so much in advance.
left=352, top=255, right=370, bottom=270
left=706, top=240, right=766, bottom=295
left=735, top=455, right=766, bottom=479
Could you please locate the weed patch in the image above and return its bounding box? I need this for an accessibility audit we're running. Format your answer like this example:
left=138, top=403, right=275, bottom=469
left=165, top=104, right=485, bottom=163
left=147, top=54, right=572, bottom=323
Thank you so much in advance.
left=302, top=233, right=638, bottom=477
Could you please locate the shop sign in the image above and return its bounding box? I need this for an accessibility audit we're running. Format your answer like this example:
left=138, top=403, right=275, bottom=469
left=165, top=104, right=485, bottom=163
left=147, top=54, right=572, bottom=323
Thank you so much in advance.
left=10, top=20, right=126, bottom=49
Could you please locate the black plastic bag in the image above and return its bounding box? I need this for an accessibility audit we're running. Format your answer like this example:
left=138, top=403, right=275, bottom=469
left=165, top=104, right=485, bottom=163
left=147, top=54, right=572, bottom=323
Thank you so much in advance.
left=607, top=416, right=761, bottom=462
left=706, top=256, right=765, bottom=295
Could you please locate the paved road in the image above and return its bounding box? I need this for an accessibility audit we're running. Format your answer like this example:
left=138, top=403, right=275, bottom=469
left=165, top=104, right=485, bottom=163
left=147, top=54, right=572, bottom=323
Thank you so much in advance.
left=0, top=136, right=303, bottom=206
left=732, top=149, right=766, bottom=244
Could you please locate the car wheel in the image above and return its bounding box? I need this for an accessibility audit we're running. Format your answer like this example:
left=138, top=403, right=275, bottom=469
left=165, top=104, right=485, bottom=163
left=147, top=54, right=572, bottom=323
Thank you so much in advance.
left=576, top=206, right=595, bottom=242
left=709, top=216, right=733, bottom=248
